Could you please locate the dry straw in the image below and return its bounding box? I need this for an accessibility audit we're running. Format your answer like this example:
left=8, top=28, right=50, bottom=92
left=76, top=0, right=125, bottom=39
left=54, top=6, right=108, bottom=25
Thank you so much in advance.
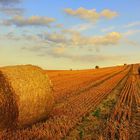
left=0, top=65, right=54, bottom=129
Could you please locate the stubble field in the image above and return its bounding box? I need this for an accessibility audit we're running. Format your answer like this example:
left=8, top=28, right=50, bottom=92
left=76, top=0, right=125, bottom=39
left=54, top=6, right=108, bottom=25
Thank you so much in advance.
left=0, top=64, right=140, bottom=140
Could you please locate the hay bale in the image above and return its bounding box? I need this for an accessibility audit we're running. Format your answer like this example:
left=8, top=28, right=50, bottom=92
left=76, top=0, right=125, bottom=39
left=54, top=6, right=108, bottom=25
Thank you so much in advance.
left=0, top=65, right=54, bottom=129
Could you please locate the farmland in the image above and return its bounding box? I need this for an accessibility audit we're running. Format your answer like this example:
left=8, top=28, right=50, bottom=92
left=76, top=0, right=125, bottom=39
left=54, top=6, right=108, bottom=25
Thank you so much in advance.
left=0, top=64, right=140, bottom=140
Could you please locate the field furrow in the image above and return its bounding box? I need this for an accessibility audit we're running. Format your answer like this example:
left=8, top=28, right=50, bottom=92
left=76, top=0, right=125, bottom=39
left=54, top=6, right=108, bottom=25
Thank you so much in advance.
left=101, top=64, right=140, bottom=140
left=50, top=66, right=128, bottom=103
left=0, top=66, right=131, bottom=140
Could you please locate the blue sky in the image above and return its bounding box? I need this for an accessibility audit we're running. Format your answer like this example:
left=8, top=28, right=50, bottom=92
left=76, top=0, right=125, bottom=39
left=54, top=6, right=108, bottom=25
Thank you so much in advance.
left=0, top=0, right=140, bottom=69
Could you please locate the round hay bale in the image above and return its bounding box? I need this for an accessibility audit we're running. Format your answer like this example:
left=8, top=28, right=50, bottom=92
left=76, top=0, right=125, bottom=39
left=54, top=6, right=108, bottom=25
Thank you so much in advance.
left=0, top=65, right=54, bottom=129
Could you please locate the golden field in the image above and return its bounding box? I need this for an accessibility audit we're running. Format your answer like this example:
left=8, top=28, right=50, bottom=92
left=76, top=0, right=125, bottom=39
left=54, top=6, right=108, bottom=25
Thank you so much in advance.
left=0, top=64, right=140, bottom=140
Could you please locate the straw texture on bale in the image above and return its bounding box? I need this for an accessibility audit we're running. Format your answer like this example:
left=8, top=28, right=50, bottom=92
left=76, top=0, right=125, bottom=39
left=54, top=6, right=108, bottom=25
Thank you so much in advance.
left=0, top=65, right=54, bottom=129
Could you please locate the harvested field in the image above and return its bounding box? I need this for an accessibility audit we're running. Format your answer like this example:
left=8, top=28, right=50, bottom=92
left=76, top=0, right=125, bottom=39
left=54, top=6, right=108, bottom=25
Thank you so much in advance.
left=0, top=64, right=139, bottom=140
left=47, top=66, right=128, bottom=103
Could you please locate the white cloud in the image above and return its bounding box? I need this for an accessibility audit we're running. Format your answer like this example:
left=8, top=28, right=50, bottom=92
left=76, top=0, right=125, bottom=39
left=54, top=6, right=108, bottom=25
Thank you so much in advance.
left=100, top=9, right=118, bottom=19
left=0, top=30, right=122, bottom=48
left=2, top=15, right=56, bottom=27
left=64, top=7, right=118, bottom=21
left=44, top=32, right=69, bottom=43
left=42, top=31, right=122, bottom=48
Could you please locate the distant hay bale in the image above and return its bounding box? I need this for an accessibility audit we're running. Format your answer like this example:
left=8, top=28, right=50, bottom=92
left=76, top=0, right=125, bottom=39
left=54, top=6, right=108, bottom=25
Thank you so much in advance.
left=0, top=65, right=54, bottom=129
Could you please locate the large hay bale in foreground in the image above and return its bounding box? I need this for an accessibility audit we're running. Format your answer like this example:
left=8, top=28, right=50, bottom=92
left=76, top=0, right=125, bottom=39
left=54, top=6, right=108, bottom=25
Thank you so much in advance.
left=0, top=65, right=54, bottom=129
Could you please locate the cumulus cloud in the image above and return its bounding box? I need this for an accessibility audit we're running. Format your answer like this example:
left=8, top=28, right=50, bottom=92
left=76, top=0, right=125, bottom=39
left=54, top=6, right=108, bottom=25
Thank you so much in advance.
left=88, top=32, right=122, bottom=46
left=18, top=30, right=124, bottom=63
left=0, top=30, right=122, bottom=63
left=44, top=32, right=69, bottom=43
left=0, top=29, right=122, bottom=48
left=64, top=7, right=118, bottom=21
left=0, top=31, right=42, bottom=42
left=100, top=9, right=118, bottom=19
left=43, top=31, right=122, bottom=47
left=2, top=15, right=56, bottom=27
left=65, top=8, right=99, bottom=21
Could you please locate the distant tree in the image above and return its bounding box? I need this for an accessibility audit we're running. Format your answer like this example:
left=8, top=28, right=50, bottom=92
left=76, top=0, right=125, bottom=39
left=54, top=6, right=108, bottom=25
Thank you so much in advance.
left=138, top=66, right=140, bottom=75
left=95, top=66, right=99, bottom=69
left=70, top=68, right=72, bottom=71
left=124, top=63, right=127, bottom=66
